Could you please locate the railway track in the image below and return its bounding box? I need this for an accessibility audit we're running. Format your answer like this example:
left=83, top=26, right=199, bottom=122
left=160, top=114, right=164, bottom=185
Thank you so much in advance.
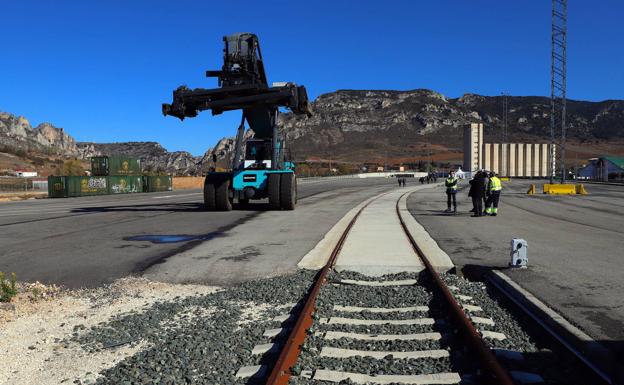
left=232, top=189, right=571, bottom=385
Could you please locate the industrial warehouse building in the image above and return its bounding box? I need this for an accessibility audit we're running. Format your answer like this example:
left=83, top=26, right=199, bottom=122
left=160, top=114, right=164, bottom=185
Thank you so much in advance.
left=578, top=156, right=624, bottom=181
left=463, top=123, right=555, bottom=177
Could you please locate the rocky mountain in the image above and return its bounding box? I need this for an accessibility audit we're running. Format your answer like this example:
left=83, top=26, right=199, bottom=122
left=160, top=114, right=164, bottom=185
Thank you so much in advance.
left=76, top=142, right=204, bottom=176
left=280, top=90, right=624, bottom=162
left=0, top=112, right=79, bottom=155
left=76, top=131, right=255, bottom=175
left=3, top=89, right=623, bottom=173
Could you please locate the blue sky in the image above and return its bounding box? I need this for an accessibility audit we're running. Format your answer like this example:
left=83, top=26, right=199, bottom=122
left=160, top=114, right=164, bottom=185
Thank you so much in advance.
left=1, top=1, right=622, bottom=155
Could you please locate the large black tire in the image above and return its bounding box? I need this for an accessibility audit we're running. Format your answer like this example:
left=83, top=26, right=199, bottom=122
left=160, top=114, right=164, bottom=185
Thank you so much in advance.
left=215, top=178, right=233, bottom=211
left=268, top=173, right=281, bottom=210
left=203, top=177, right=216, bottom=211
left=280, top=173, right=296, bottom=210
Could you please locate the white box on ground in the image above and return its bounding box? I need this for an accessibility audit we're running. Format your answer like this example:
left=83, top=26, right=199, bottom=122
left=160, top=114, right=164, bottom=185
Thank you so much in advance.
left=510, top=238, right=528, bottom=267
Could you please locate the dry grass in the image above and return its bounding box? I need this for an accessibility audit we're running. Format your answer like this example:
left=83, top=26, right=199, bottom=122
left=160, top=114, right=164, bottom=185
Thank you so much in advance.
left=0, top=192, right=48, bottom=202
left=172, top=176, right=204, bottom=189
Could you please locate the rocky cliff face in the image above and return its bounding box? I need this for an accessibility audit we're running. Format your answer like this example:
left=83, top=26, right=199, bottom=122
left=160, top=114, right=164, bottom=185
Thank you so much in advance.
left=76, top=142, right=204, bottom=176
left=4, top=88, right=624, bottom=172
left=280, top=90, right=624, bottom=161
left=0, top=112, right=79, bottom=155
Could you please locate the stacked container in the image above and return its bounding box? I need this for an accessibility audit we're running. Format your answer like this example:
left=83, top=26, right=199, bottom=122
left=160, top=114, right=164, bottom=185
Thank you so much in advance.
left=89, top=156, right=143, bottom=195
left=48, top=156, right=172, bottom=198
left=48, top=176, right=110, bottom=198
left=91, top=156, right=141, bottom=176
left=142, top=175, right=173, bottom=192
left=48, top=156, right=173, bottom=198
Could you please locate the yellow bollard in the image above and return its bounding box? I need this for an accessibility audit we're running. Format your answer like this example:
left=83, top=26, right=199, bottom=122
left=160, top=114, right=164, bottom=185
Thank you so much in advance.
left=527, top=184, right=536, bottom=195
left=576, top=184, right=589, bottom=195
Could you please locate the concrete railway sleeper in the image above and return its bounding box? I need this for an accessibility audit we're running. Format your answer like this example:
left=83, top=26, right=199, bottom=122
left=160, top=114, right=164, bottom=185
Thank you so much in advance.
left=260, top=190, right=513, bottom=385
left=230, top=189, right=606, bottom=385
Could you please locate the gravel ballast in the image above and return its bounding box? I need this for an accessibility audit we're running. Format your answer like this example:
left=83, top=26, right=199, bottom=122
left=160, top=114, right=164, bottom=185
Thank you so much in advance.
left=77, top=270, right=316, bottom=385
left=290, top=270, right=593, bottom=385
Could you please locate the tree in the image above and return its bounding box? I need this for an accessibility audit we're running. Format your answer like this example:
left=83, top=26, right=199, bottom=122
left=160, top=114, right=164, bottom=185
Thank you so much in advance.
left=61, top=159, right=85, bottom=176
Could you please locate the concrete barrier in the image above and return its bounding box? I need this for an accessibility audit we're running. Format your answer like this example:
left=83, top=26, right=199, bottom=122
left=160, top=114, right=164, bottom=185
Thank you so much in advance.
left=543, top=184, right=577, bottom=194
left=172, top=176, right=204, bottom=190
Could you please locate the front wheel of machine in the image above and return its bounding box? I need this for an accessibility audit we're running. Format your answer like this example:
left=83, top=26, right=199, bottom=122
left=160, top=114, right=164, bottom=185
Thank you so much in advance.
left=280, top=173, right=296, bottom=210
left=215, top=178, right=233, bottom=211
left=204, top=178, right=216, bottom=211
left=268, top=173, right=281, bottom=210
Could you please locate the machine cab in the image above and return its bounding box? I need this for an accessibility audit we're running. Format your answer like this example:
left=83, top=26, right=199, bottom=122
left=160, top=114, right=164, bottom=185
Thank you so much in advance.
left=244, top=139, right=272, bottom=169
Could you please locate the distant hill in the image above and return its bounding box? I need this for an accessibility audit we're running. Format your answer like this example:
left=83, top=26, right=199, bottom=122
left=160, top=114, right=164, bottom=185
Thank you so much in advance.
left=0, top=111, right=209, bottom=175
left=75, top=141, right=204, bottom=176
left=0, top=112, right=79, bottom=156
left=280, top=89, right=624, bottom=163
left=2, top=89, right=623, bottom=174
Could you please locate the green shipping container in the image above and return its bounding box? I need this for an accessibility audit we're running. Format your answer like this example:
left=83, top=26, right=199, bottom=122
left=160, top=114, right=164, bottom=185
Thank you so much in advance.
left=48, top=176, right=68, bottom=198
left=47, top=176, right=109, bottom=197
left=142, top=175, right=173, bottom=192
left=91, top=156, right=141, bottom=176
left=109, top=175, right=143, bottom=194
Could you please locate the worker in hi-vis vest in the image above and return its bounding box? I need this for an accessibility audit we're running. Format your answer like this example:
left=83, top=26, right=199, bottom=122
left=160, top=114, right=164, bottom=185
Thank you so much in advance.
left=485, top=171, right=502, bottom=216
left=444, top=170, right=458, bottom=213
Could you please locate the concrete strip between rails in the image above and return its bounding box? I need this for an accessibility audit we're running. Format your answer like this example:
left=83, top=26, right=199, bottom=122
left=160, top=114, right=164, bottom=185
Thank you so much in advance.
left=334, top=189, right=427, bottom=276
left=312, top=369, right=462, bottom=384
left=320, top=346, right=449, bottom=359
left=322, top=331, right=442, bottom=341
left=297, top=184, right=454, bottom=274
left=297, top=191, right=387, bottom=269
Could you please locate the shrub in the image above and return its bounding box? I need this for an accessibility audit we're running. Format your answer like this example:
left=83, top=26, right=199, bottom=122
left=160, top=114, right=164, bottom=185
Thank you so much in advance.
left=61, top=159, right=85, bottom=176
left=0, top=272, right=18, bottom=302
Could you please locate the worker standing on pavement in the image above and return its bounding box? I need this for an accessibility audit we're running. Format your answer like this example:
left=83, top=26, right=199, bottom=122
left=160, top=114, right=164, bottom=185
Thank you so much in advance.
left=468, top=171, right=486, bottom=217
left=444, top=171, right=458, bottom=213
left=482, top=170, right=489, bottom=215
left=485, top=171, right=502, bottom=216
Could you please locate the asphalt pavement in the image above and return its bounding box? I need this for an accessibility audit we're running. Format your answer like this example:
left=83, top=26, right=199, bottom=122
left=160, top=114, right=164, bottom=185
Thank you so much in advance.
left=0, top=177, right=399, bottom=288
left=407, top=180, right=624, bottom=349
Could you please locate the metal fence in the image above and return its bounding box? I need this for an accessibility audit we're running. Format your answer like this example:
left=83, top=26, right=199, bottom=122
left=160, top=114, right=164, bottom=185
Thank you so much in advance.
left=0, top=177, right=48, bottom=193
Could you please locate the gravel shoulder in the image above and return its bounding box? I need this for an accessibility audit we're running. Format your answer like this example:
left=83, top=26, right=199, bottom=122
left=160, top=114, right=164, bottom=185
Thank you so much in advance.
left=0, top=278, right=219, bottom=385
left=1, top=271, right=317, bottom=385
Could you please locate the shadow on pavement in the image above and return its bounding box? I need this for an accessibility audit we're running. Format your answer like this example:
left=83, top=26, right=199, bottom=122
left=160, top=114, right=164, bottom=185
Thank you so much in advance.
left=70, top=202, right=276, bottom=213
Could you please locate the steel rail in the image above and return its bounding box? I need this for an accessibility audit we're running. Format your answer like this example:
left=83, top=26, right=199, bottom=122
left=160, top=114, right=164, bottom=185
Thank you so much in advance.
left=266, top=189, right=515, bottom=385
left=394, top=192, right=516, bottom=385
left=265, top=194, right=385, bottom=385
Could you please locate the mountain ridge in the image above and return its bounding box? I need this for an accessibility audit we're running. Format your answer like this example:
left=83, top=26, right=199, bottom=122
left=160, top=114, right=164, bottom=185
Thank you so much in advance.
left=2, top=88, right=623, bottom=174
